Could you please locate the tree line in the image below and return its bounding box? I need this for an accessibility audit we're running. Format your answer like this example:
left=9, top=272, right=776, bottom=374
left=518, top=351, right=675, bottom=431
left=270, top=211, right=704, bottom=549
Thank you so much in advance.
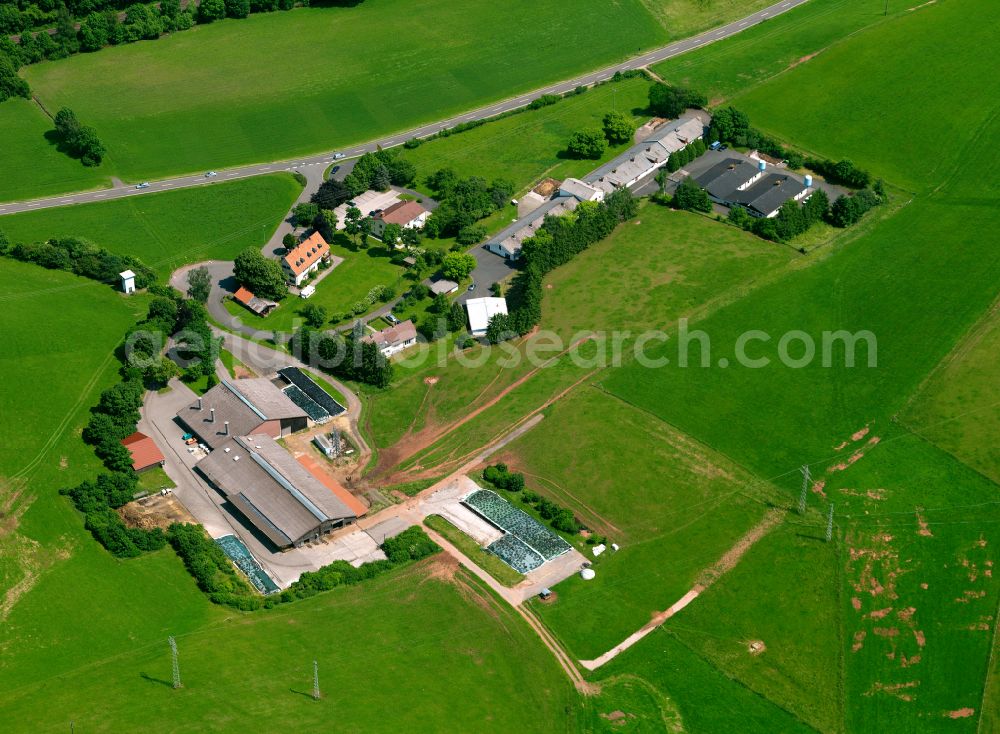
left=289, top=322, right=394, bottom=388
left=499, top=188, right=638, bottom=340
left=1, top=231, right=154, bottom=286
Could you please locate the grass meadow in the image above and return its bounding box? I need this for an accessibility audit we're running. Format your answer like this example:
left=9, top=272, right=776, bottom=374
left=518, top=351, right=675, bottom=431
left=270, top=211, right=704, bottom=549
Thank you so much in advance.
left=652, top=0, right=919, bottom=103
left=0, top=175, right=301, bottom=278
left=12, top=0, right=672, bottom=189
left=0, top=99, right=111, bottom=202
left=402, top=78, right=652, bottom=196
left=902, top=302, right=1000, bottom=485
left=511, top=388, right=771, bottom=659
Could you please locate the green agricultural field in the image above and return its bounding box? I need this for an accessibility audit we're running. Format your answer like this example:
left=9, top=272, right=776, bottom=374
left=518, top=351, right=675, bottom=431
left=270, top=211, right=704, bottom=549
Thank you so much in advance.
left=14, top=0, right=675, bottom=189
left=0, top=563, right=578, bottom=731
left=0, top=99, right=111, bottom=202
left=729, top=0, right=1000, bottom=192
left=402, top=78, right=652, bottom=195
left=662, top=524, right=842, bottom=732
left=511, top=388, right=771, bottom=659
left=652, top=0, right=917, bottom=103
left=386, top=203, right=793, bottom=474
left=902, top=302, right=1000, bottom=485
left=0, top=175, right=301, bottom=278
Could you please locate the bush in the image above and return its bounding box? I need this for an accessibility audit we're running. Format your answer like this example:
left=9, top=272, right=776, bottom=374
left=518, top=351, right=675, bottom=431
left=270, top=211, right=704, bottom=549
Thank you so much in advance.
left=404, top=137, right=422, bottom=149
left=804, top=157, right=871, bottom=189
left=483, top=463, right=525, bottom=492
left=671, top=178, right=712, bottom=213
left=291, top=171, right=307, bottom=186
left=527, top=94, right=560, bottom=110
left=567, top=129, right=606, bottom=159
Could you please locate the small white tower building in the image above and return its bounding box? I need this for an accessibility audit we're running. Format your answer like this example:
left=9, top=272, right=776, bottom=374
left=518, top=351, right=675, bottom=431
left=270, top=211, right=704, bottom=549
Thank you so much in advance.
left=120, top=270, right=136, bottom=294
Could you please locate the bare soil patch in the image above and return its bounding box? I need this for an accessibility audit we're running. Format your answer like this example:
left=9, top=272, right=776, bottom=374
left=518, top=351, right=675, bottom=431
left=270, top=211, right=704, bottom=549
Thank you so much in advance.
left=697, top=508, right=784, bottom=588
left=118, top=493, right=196, bottom=531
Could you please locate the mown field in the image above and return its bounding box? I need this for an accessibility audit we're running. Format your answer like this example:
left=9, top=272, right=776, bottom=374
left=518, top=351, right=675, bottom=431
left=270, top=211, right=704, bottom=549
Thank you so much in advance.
left=0, top=562, right=577, bottom=732
left=902, top=296, right=1000, bottom=485
left=0, top=99, right=110, bottom=202
left=652, top=0, right=917, bottom=103
left=402, top=77, right=652, bottom=196
left=12, top=0, right=676, bottom=190
left=361, top=203, right=792, bottom=467
left=0, top=175, right=301, bottom=278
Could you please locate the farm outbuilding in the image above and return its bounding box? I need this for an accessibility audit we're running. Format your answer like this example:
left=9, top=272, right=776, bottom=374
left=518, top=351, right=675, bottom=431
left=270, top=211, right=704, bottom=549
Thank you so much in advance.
left=175, top=379, right=308, bottom=450
left=120, top=431, right=164, bottom=472
left=195, top=434, right=358, bottom=549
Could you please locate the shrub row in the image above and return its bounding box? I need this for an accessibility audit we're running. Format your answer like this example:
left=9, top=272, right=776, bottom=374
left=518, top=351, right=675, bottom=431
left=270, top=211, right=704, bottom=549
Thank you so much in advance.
left=803, top=157, right=871, bottom=189
left=62, top=472, right=167, bottom=557
left=167, top=522, right=439, bottom=611
left=483, top=463, right=525, bottom=492
left=521, top=491, right=582, bottom=535
left=1, top=234, right=154, bottom=289
left=707, top=107, right=805, bottom=169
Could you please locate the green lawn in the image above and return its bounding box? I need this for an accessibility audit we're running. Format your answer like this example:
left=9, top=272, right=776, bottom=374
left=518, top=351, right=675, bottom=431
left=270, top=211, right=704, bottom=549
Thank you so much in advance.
left=0, top=99, right=111, bottom=202
left=424, top=514, right=525, bottom=587
left=249, top=237, right=406, bottom=331
left=16, top=0, right=672, bottom=188
left=402, top=77, right=653, bottom=195
left=0, top=175, right=301, bottom=278
left=136, top=466, right=176, bottom=494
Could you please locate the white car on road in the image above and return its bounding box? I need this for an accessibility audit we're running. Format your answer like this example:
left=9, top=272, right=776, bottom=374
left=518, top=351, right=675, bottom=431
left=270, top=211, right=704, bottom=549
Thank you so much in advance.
left=135, top=182, right=150, bottom=189
left=205, top=171, right=218, bottom=178
left=332, top=152, right=345, bottom=160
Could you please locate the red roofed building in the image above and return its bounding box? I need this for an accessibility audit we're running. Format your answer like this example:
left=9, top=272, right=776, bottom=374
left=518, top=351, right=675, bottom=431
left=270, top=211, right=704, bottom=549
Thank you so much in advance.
left=282, top=232, right=331, bottom=286
left=121, top=432, right=165, bottom=473
left=233, top=286, right=278, bottom=316
left=371, top=200, right=429, bottom=240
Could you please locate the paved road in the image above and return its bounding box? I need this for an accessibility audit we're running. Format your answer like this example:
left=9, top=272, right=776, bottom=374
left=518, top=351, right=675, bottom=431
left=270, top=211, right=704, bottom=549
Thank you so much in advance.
left=0, top=0, right=809, bottom=216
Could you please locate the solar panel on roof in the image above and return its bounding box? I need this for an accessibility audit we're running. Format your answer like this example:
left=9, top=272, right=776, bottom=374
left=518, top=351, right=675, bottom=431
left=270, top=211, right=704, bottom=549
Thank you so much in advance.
left=277, top=368, right=346, bottom=417
left=282, top=385, right=329, bottom=423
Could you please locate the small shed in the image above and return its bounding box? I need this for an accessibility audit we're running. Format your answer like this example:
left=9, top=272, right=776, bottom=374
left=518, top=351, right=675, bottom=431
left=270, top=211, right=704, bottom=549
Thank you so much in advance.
left=120, top=431, right=165, bottom=472
left=120, top=270, right=136, bottom=294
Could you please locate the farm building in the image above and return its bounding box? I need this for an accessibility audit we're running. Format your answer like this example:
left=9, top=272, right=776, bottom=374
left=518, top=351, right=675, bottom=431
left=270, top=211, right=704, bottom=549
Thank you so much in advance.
left=332, top=189, right=401, bottom=229
left=276, top=367, right=346, bottom=421
left=282, top=232, right=330, bottom=286
left=175, top=378, right=308, bottom=450
left=695, top=158, right=811, bottom=218
left=486, top=113, right=706, bottom=260
left=233, top=286, right=278, bottom=316
left=466, top=297, right=508, bottom=337
left=362, top=319, right=417, bottom=357
left=195, top=434, right=358, bottom=549
left=486, top=196, right=580, bottom=260
left=371, top=200, right=429, bottom=238
left=429, top=278, right=459, bottom=296
left=584, top=114, right=705, bottom=194
left=120, top=431, right=164, bottom=472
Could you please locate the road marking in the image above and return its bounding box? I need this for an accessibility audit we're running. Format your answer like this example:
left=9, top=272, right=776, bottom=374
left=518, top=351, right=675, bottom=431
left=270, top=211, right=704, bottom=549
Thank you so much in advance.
left=739, top=20, right=748, bottom=26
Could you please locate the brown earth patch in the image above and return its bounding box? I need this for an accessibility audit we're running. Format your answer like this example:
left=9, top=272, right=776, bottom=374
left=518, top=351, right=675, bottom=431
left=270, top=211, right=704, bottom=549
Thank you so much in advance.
left=697, top=508, right=783, bottom=587
left=118, top=493, right=196, bottom=531
left=748, top=640, right=766, bottom=656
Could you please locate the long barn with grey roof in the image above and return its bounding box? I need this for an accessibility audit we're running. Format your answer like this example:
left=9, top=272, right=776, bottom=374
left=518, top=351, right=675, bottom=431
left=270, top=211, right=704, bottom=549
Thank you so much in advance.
left=196, top=434, right=357, bottom=548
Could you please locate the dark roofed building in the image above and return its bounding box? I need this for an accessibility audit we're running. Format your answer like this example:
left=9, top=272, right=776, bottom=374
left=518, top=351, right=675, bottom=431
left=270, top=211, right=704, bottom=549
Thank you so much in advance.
left=196, top=434, right=358, bottom=548
left=694, top=158, right=764, bottom=200
left=730, top=173, right=808, bottom=218
left=176, top=379, right=308, bottom=450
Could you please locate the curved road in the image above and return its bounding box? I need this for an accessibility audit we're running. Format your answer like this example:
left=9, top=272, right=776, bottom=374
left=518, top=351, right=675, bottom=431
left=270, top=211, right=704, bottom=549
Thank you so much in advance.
left=0, top=0, right=809, bottom=216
